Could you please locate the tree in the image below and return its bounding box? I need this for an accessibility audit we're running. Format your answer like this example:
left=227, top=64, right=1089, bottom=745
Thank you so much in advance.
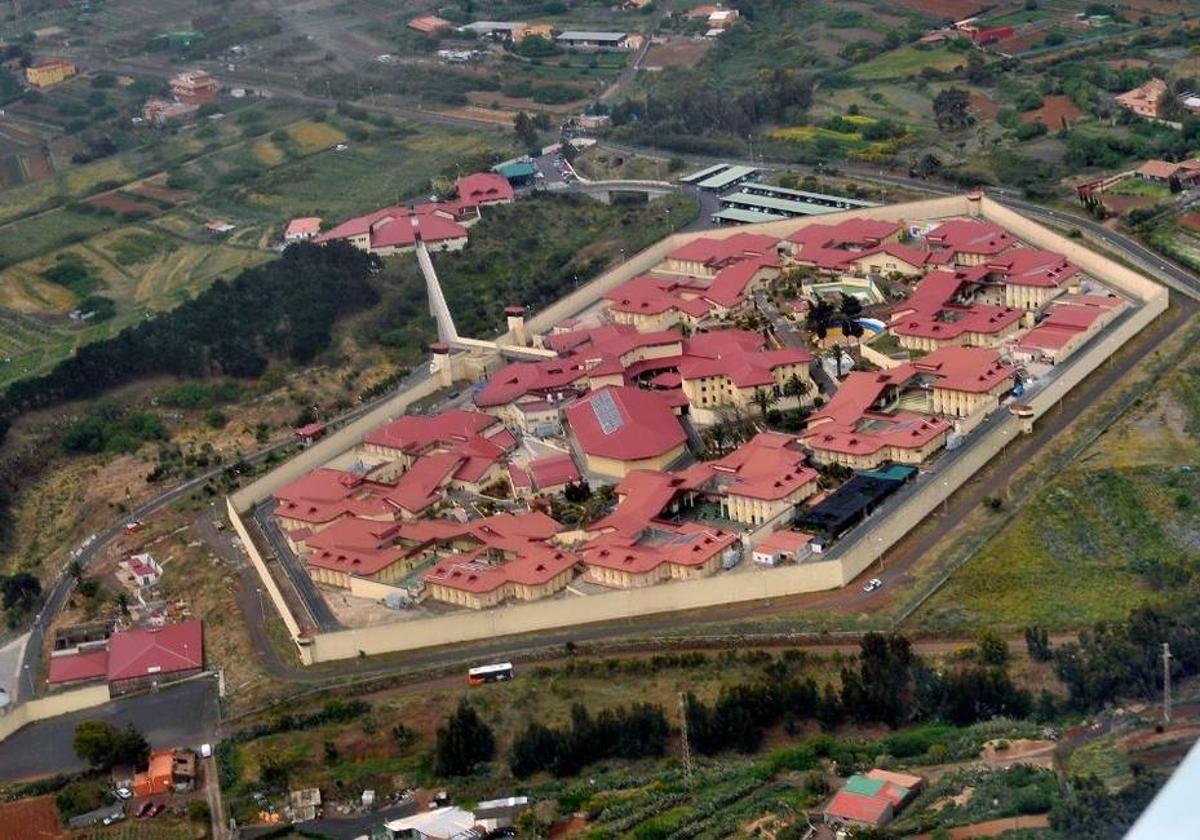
left=434, top=700, right=495, bottom=777
left=912, top=152, right=943, bottom=179
left=751, top=387, right=778, bottom=419
left=513, top=111, right=539, bottom=151
left=188, top=799, right=211, bottom=823
left=1, top=572, right=41, bottom=612
left=783, top=373, right=811, bottom=413
left=73, top=721, right=149, bottom=769
left=1024, top=625, right=1052, bottom=661
left=839, top=292, right=863, bottom=321
left=933, top=87, right=972, bottom=131
left=977, top=629, right=1009, bottom=666
left=804, top=297, right=837, bottom=341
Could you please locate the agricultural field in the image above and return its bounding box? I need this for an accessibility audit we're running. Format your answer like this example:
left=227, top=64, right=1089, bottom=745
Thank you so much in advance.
left=915, top=320, right=1200, bottom=634
left=851, top=44, right=972, bottom=81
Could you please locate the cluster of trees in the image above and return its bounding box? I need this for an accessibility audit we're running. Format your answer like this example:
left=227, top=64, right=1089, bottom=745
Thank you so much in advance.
left=1054, top=600, right=1200, bottom=712
left=435, top=700, right=496, bottom=777
left=683, top=633, right=1036, bottom=756
left=62, top=399, right=168, bottom=455
left=73, top=720, right=150, bottom=770
left=509, top=702, right=669, bottom=778
left=609, top=66, right=813, bottom=146
left=1, top=571, right=40, bottom=625
left=0, top=242, right=380, bottom=440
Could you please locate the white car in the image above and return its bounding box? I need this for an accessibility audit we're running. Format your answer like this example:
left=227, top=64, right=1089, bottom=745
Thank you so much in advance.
left=863, top=578, right=883, bottom=593
left=200, top=743, right=212, bottom=758
left=103, top=813, right=125, bottom=825
left=115, top=787, right=132, bottom=800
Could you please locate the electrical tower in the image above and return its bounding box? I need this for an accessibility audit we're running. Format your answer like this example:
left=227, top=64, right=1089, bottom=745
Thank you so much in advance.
left=678, top=692, right=694, bottom=790
left=1163, top=642, right=1173, bottom=726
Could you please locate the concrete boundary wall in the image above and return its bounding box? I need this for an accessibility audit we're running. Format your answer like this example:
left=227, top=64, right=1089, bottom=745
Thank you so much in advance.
left=228, top=193, right=1169, bottom=665
left=0, top=684, right=112, bottom=743
left=227, top=499, right=309, bottom=661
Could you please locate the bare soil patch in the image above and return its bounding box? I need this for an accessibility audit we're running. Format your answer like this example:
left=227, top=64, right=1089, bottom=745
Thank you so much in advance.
left=643, top=37, right=712, bottom=70
left=1022, top=94, right=1083, bottom=127
left=86, top=192, right=159, bottom=215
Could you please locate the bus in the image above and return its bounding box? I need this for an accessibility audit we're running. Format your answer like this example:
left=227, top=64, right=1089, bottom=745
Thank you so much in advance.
left=468, top=662, right=514, bottom=685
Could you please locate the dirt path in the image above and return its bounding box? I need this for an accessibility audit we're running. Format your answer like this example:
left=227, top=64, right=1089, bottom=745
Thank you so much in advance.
left=913, top=814, right=1050, bottom=839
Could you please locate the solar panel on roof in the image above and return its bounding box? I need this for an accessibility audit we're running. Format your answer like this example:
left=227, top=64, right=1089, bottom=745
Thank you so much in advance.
left=591, top=390, right=624, bottom=435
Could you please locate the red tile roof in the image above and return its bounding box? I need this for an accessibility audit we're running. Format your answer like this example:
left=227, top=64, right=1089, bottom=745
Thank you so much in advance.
left=890, top=269, right=1022, bottom=342
left=825, top=790, right=892, bottom=825
left=365, top=410, right=506, bottom=455
left=456, top=172, right=515, bottom=205
left=582, top=521, right=737, bottom=575
left=47, top=648, right=110, bottom=685
left=317, top=205, right=467, bottom=250
left=408, top=14, right=454, bottom=33
left=678, top=432, right=819, bottom=501
left=106, top=620, right=203, bottom=683
left=925, top=219, right=1014, bottom=259
left=304, top=517, right=409, bottom=576
left=984, top=248, right=1078, bottom=288
left=566, top=386, right=687, bottom=462
left=755, top=530, right=813, bottom=556
left=667, top=233, right=779, bottom=268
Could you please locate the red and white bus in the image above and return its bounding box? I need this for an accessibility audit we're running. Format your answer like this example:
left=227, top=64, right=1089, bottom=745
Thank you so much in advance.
left=468, top=662, right=513, bottom=685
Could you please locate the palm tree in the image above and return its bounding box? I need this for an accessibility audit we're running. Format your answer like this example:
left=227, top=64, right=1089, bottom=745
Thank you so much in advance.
left=67, top=559, right=84, bottom=582
left=783, top=373, right=811, bottom=414
left=751, top=387, right=778, bottom=420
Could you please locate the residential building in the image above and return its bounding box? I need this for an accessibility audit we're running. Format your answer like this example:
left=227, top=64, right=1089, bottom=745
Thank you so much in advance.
left=679, top=344, right=813, bottom=420
left=133, top=749, right=196, bottom=797
left=422, top=544, right=578, bottom=609
left=106, top=620, right=203, bottom=695
left=556, top=31, right=635, bottom=50
left=169, top=70, right=219, bottom=104
left=408, top=14, right=454, bottom=35
left=316, top=205, right=469, bottom=255
left=142, top=98, right=199, bottom=126
left=384, top=806, right=478, bottom=840
left=824, top=770, right=922, bottom=828
left=121, top=553, right=162, bottom=588
left=25, top=57, right=75, bottom=87
left=663, top=232, right=779, bottom=276
left=456, top=172, right=514, bottom=206
left=284, top=217, right=322, bottom=242
left=924, top=220, right=1015, bottom=267
left=675, top=433, right=820, bottom=524
left=565, top=386, right=687, bottom=477
left=1136, top=158, right=1200, bottom=185
left=1116, top=77, right=1168, bottom=119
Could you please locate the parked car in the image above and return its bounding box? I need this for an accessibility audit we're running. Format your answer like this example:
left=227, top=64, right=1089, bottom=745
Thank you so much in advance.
left=114, top=787, right=132, bottom=800
left=200, top=743, right=212, bottom=758
left=149, top=803, right=166, bottom=817
left=137, top=802, right=155, bottom=818
left=863, top=578, right=883, bottom=593
left=102, top=813, right=125, bottom=826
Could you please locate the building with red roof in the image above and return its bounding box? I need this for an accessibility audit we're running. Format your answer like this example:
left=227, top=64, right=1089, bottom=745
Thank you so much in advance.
left=823, top=789, right=894, bottom=827
left=47, top=648, right=110, bottom=687
left=679, top=342, right=813, bottom=420
left=1014, top=293, right=1125, bottom=364
left=924, top=219, right=1015, bottom=266
left=784, top=219, right=915, bottom=276
left=802, top=345, right=1016, bottom=467
left=663, top=233, right=779, bottom=276
left=565, top=386, right=688, bottom=477
left=581, top=521, right=739, bottom=589
left=508, top=453, right=582, bottom=498
left=316, top=205, right=469, bottom=255
left=362, top=410, right=508, bottom=464
left=889, top=269, right=1023, bottom=351
left=107, top=620, right=203, bottom=695
left=983, top=249, right=1079, bottom=311
left=408, top=14, right=454, bottom=34
left=752, top=530, right=814, bottom=566
left=1116, top=77, right=1167, bottom=119
left=423, top=544, right=578, bottom=609
left=285, top=217, right=322, bottom=243
left=676, top=432, right=820, bottom=523
left=456, top=172, right=514, bottom=206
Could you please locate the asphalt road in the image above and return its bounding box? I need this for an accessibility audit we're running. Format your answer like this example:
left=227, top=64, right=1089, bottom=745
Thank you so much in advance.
left=0, top=679, right=219, bottom=783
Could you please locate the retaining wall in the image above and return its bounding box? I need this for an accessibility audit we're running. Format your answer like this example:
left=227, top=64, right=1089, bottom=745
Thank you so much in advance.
left=0, top=684, right=112, bottom=743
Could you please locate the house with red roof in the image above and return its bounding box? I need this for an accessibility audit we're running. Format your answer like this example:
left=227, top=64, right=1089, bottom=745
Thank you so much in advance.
left=107, top=620, right=203, bottom=695
left=679, top=341, right=813, bottom=422
left=580, top=521, right=739, bottom=589
left=565, top=386, right=688, bottom=477
left=284, top=217, right=322, bottom=243
left=47, top=648, right=110, bottom=687
left=824, top=770, right=923, bottom=828
left=983, top=248, right=1078, bottom=311
left=456, top=172, right=514, bottom=206
left=1014, top=293, right=1125, bottom=365
left=316, top=205, right=469, bottom=254
left=1116, top=77, right=1167, bottom=119
left=784, top=219, right=917, bottom=277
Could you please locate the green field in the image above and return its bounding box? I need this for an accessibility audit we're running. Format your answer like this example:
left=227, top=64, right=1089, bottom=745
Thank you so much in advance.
left=852, top=45, right=970, bottom=81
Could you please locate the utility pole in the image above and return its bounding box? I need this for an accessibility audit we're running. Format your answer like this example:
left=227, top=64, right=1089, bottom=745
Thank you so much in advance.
left=677, top=692, right=694, bottom=790
left=1162, top=642, right=1173, bottom=726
